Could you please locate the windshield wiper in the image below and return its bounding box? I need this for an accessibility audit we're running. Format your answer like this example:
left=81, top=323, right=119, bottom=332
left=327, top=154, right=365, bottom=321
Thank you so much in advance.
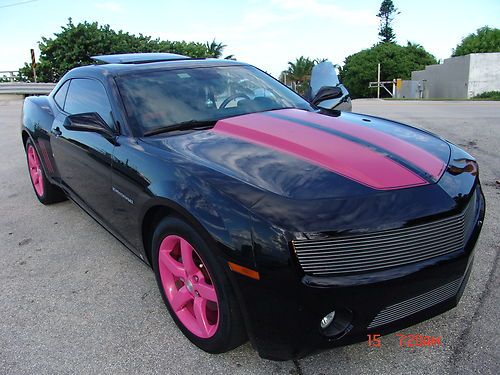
left=143, top=120, right=217, bottom=136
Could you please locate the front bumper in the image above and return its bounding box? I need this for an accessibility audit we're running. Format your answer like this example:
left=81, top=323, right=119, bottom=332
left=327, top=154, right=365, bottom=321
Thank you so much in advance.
left=233, top=186, right=485, bottom=361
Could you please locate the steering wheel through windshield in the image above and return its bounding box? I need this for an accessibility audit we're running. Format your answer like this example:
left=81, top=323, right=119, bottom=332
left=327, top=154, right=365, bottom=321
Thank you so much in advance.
left=219, top=93, right=251, bottom=109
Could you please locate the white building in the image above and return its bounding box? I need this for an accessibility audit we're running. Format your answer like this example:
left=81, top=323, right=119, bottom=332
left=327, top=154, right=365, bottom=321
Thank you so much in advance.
left=397, top=52, right=500, bottom=99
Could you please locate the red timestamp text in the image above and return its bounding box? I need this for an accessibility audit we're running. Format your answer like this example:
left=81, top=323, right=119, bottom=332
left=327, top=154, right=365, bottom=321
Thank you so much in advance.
left=396, top=333, right=442, bottom=347
left=367, top=333, right=442, bottom=348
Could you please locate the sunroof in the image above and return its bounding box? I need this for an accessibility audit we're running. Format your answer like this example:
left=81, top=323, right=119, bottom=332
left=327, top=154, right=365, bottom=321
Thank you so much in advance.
left=91, top=53, right=192, bottom=64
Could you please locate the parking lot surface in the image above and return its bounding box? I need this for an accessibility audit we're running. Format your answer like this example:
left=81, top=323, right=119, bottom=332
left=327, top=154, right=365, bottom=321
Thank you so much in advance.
left=0, top=99, right=498, bottom=374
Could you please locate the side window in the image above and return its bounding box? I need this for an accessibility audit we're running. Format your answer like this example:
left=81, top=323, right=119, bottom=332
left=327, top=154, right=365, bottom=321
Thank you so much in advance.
left=53, top=80, right=70, bottom=108
left=64, top=78, right=114, bottom=128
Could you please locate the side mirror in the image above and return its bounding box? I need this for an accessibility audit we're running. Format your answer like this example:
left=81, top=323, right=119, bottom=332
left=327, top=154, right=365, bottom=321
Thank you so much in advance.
left=311, top=86, right=343, bottom=106
left=64, top=112, right=114, bottom=137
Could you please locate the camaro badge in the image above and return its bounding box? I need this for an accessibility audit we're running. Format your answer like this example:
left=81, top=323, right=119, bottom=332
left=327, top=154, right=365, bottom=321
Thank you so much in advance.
left=112, top=186, right=134, bottom=204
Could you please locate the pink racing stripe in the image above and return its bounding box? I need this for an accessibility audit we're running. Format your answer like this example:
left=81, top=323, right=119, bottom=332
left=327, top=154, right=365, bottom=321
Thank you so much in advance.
left=213, top=113, right=428, bottom=190
left=278, top=109, right=446, bottom=180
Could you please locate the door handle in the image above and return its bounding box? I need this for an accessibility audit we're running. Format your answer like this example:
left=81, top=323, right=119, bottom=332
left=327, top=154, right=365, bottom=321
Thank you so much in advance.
left=51, top=127, right=62, bottom=137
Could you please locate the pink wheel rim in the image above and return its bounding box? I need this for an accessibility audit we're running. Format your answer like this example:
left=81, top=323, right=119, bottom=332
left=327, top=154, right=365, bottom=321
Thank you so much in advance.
left=158, top=235, right=219, bottom=338
left=27, top=144, right=44, bottom=197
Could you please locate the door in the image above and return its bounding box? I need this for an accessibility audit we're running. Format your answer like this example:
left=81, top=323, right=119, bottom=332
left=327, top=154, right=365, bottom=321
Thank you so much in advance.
left=50, top=78, right=116, bottom=223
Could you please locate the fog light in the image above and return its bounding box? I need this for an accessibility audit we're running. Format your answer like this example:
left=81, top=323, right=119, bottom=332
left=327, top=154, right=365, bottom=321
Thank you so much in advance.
left=320, top=311, right=336, bottom=329
left=319, top=308, right=353, bottom=338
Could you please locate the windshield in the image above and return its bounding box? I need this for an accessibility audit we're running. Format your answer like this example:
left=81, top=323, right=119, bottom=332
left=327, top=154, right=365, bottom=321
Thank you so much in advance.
left=116, top=65, right=313, bottom=134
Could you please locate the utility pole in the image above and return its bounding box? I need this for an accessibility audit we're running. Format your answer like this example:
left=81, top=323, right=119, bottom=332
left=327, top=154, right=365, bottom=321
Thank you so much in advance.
left=30, top=49, right=37, bottom=83
left=377, top=63, right=381, bottom=99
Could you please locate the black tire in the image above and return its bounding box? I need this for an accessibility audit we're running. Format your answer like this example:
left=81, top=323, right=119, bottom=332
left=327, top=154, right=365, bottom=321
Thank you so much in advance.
left=25, top=139, right=67, bottom=205
left=152, top=216, right=247, bottom=353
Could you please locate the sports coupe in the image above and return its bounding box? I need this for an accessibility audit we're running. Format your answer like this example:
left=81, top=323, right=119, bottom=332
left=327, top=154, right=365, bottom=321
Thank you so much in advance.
left=21, top=53, right=485, bottom=360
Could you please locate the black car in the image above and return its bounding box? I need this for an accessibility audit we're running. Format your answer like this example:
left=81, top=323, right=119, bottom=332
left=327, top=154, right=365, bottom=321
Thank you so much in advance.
left=21, top=53, right=485, bottom=360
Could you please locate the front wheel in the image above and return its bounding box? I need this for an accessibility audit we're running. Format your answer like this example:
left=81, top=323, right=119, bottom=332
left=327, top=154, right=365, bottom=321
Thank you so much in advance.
left=152, top=217, right=247, bottom=353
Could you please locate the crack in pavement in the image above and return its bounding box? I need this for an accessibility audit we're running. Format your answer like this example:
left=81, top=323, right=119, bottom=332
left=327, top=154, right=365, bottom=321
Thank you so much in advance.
left=448, top=244, right=499, bottom=373
left=293, top=359, right=304, bottom=375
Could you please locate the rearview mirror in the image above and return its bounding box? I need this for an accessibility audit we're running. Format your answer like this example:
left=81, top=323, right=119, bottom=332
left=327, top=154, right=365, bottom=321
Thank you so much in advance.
left=311, top=86, right=343, bottom=106
left=64, top=112, right=114, bottom=137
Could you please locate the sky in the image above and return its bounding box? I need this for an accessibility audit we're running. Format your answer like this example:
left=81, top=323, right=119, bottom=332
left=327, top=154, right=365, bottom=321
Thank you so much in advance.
left=0, top=0, right=499, bottom=77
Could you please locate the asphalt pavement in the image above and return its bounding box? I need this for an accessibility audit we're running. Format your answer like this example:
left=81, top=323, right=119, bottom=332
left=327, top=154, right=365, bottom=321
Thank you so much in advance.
left=0, top=98, right=498, bottom=374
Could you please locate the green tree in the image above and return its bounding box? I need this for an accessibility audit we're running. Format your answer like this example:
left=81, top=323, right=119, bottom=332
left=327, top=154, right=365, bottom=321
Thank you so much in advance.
left=286, top=56, right=318, bottom=95
left=339, top=42, right=437, bottom=98
left=452, top=26, right=500, bottom=56
left=377, top=0, right=399, bottom=43
left=19, top=19, right=224, bottom=82
left=205, top=39, right=226, bottom=58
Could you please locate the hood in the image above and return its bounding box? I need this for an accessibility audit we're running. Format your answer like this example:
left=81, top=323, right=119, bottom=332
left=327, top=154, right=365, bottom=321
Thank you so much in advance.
left=144, top=108, right=451, bottom=201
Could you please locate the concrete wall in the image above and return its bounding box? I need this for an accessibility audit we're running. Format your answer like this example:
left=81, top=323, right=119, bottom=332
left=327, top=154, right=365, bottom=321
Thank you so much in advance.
left=468, top=53, right=500, bottom=97
left=411, top=55, right=470, bottom=99
left=408, top=53, right=500, bottom=99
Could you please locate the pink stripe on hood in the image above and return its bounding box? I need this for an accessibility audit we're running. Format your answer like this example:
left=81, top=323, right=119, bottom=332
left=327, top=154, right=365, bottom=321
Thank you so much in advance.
left=213, top=112, right=428, bottom=190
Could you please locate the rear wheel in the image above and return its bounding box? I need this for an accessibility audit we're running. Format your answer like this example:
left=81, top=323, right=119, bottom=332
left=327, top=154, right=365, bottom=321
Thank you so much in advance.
left=25, top=139, right=66, bottom=205
left=152, top=217, right=246, bottom=353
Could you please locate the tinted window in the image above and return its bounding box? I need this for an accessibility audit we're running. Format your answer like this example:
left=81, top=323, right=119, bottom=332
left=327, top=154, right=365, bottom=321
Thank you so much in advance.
left=64, top=79, right=114, bottom=128
left=117, top=65, right=313, bottom=134
left=53, top=80, right=69, bottom=108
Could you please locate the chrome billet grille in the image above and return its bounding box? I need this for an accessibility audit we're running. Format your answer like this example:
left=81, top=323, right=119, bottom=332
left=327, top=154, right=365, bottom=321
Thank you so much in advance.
left=368, top=277, right=462, bottom=329
left=293, top=194, right=476, bottom=276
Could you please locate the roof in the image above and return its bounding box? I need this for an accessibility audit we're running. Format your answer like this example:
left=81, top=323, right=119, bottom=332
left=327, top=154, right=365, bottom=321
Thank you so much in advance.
left=91, top=53, right=192, bottom=64
left=61, top=56, right=247, bottom=81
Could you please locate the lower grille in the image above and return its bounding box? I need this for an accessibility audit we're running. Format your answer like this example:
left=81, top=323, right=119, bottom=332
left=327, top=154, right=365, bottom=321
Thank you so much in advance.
left=368, top=277, right=462, bottom=329
left=292, top=192, right=477, bottom=276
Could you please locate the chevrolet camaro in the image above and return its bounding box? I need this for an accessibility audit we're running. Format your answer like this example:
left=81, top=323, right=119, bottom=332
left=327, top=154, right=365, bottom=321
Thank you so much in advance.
left=21, top=53, right=485, bottom=360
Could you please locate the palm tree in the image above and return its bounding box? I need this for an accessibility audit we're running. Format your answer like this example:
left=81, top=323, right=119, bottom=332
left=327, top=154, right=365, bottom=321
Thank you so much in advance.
left=205, top=39, right=226, bottom=58
left=286, top=56, right=316, bottom=94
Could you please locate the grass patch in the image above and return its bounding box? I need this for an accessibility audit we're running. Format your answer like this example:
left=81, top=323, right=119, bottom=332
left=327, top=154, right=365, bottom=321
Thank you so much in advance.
left=472, top=91, right=500, bottom=100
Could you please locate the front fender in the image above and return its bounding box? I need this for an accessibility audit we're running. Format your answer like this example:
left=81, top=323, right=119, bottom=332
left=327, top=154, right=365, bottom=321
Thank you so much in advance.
left=112, top=136, right=259, bottom=268
left=144, top=176, right=255, bottom=265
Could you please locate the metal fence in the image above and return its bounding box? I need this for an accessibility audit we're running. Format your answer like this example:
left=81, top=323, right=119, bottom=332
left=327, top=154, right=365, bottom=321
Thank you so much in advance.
left=0, top=82, right=55, bottom=95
